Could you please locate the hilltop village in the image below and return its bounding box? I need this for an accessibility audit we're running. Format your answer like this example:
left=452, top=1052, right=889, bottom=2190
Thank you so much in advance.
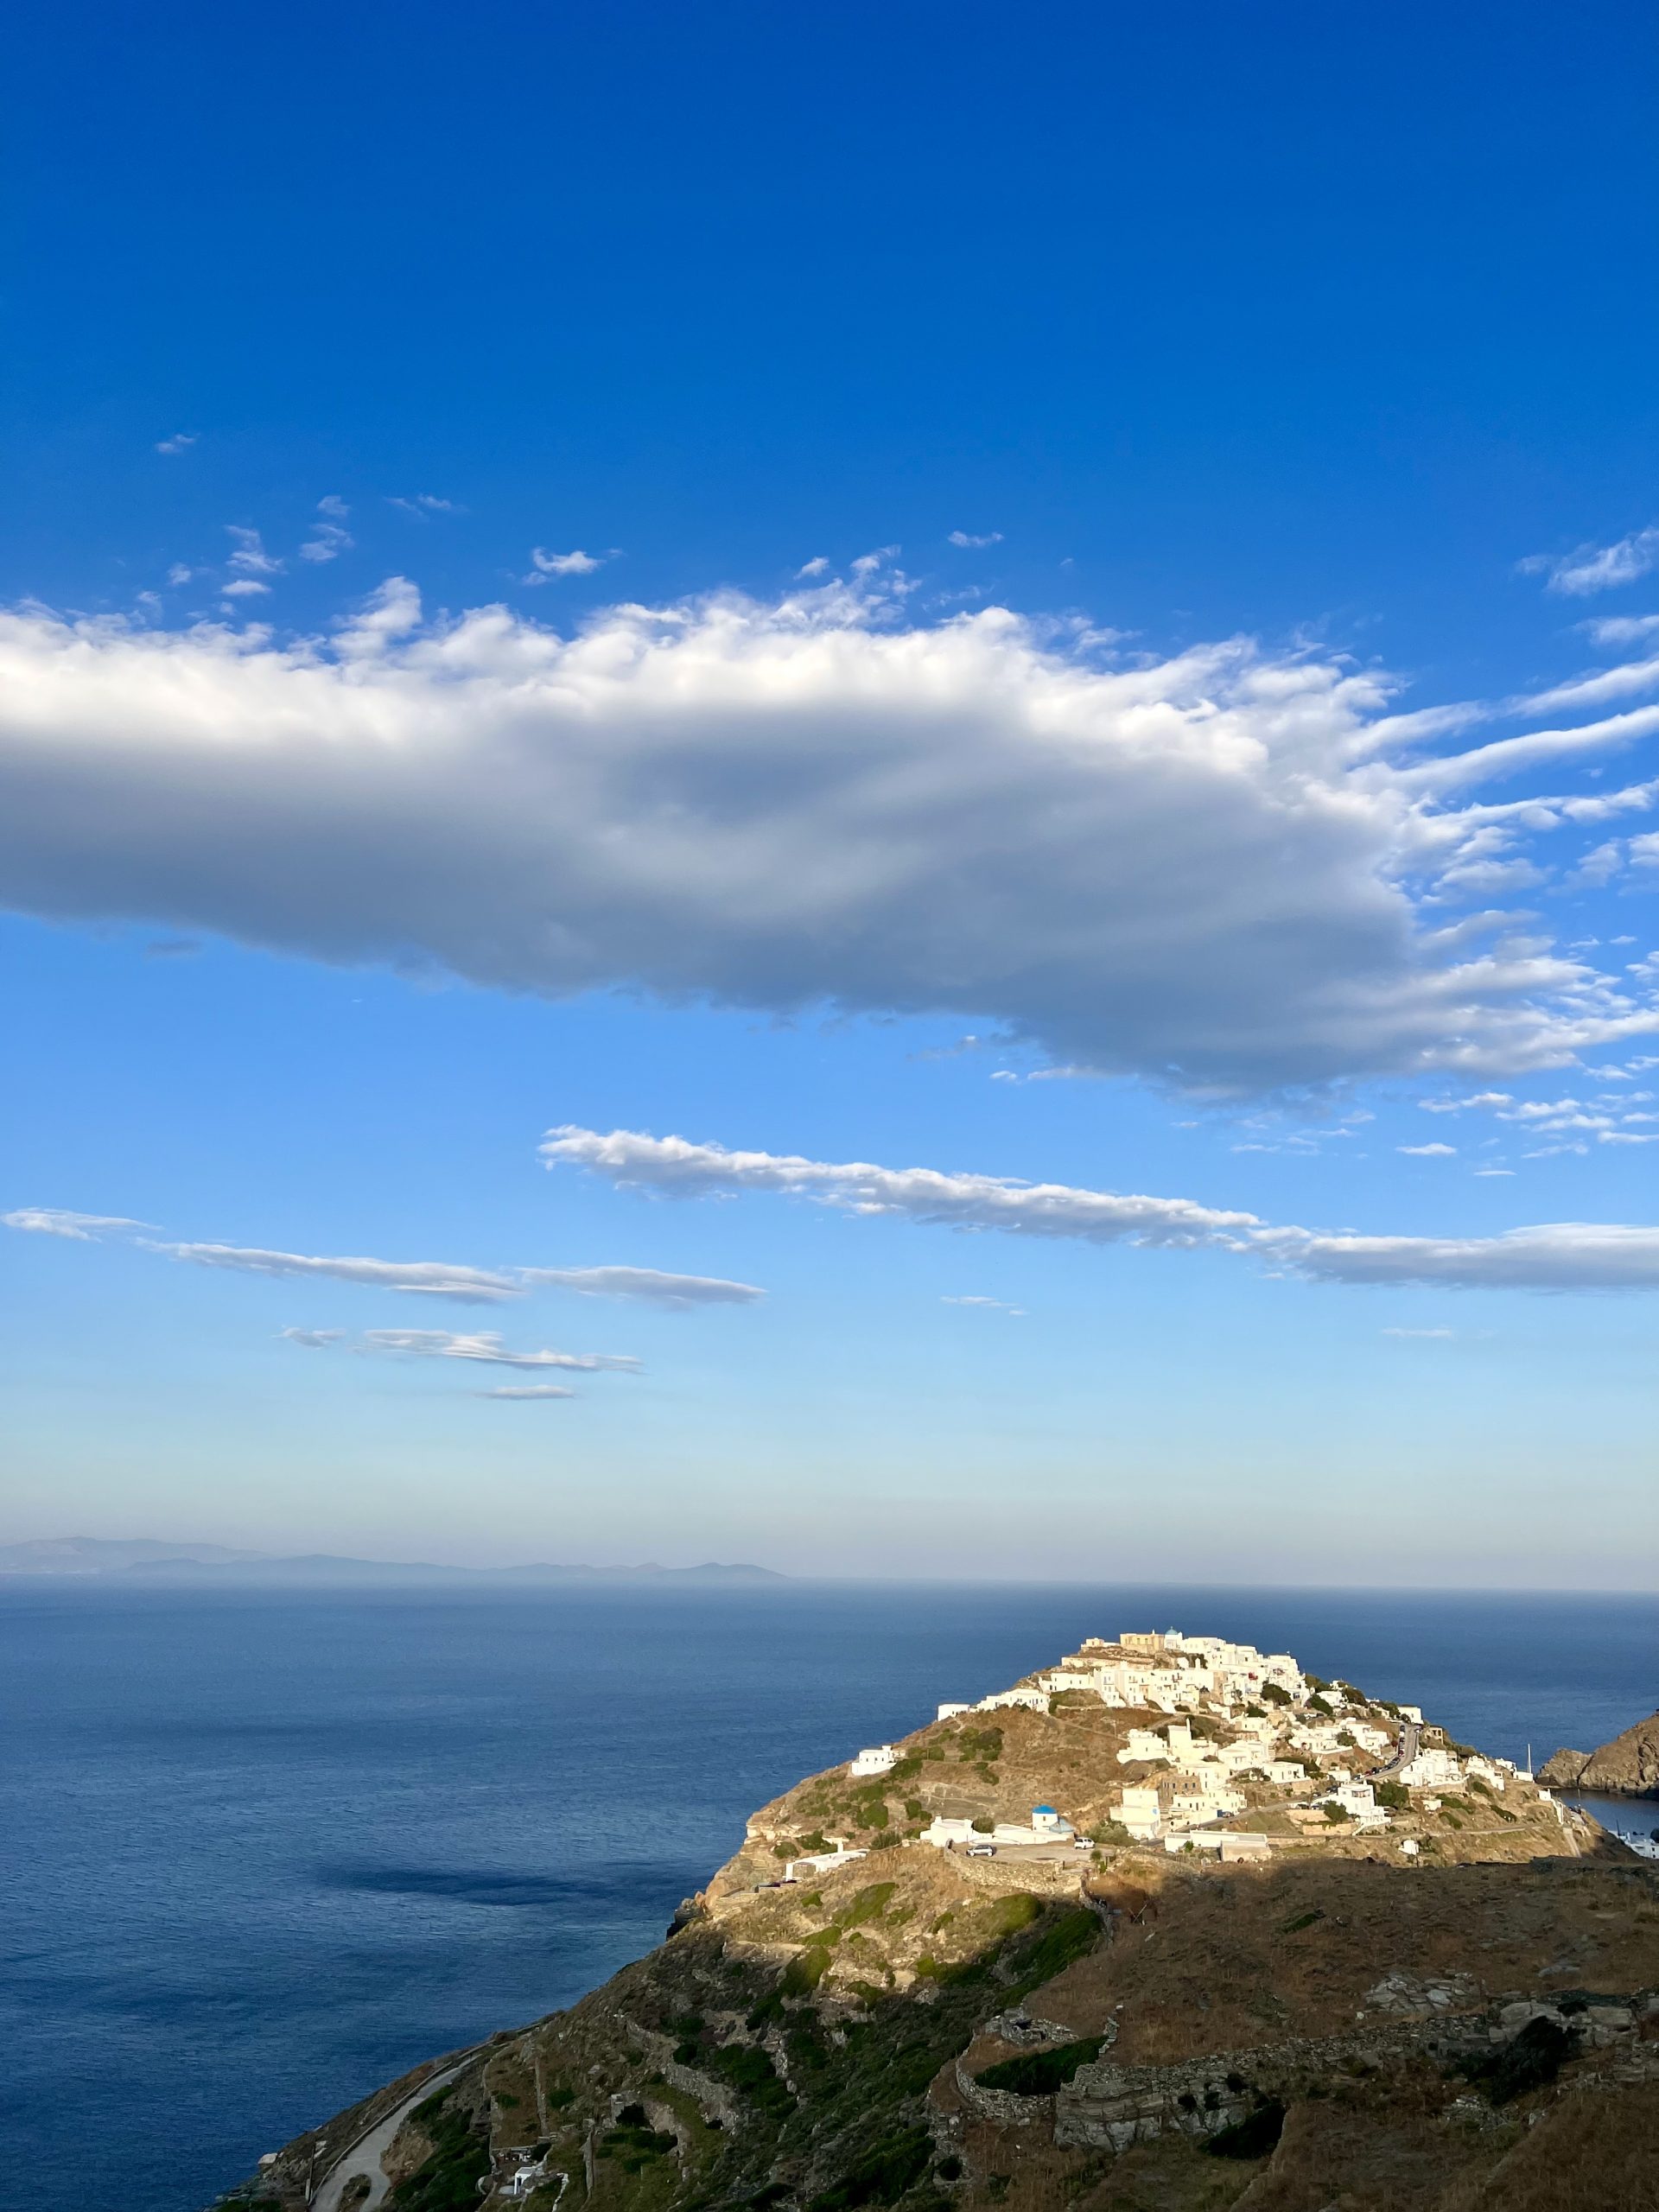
left=721, top=1626, right=1554, bottom=1897
left=229, top=1630, right=1659, bottom=2212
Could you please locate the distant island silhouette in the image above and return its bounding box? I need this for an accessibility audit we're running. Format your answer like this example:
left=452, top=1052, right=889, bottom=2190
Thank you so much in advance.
left=0, top=1536, right=786, bottom=1586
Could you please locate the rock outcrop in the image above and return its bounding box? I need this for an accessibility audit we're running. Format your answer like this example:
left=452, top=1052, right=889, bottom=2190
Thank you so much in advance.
left=1541, top=1708, right=1659, bottom=1796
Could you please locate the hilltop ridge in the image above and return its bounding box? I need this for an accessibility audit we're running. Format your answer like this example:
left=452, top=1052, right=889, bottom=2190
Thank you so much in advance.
left=219, top=1624, right=1659, bottom=2212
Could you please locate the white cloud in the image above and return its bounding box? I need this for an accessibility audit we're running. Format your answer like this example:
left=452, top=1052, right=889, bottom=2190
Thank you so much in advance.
left=5, top=576, right=1659, bottom=1090
left=4, top=1206, right=152, bottom=1239
left=1289, top=1224, right=1659, bottom=1287
left=279, top=1326, right=346, bottom=1347
left=10, top=1205, right=760, bottom=1312
left=1524, top=527, right=1659, bottom=598
left=219, top=579, right=270, bottom=599
left=226, top=526, right=283, bottom=576
left=943, top=1294, right=1026, bottom=1314
left=948, top=531, right=1003, bottom=549
left=523, top=547, right=609, bottom=582
left=301, top=501, right=354, bottom=564
left=796, top=557, right=830, bottom=578
left=1381, top=1326, right=1458, bottom=1338
left=155, top=434, right=196, bottom=455
left=520, top=1264, right=764, bottom=1306
left=1585, top=613, right=1659, bottom=647
left=1514, top=655, right=1659, bottom=715
left=542, top=1125, right=1262, bottom=1247
left=1398, top=1142, right=1456, bottom=1156
left=355, top=1328, right=637, bottom=1370
left=167, top=565, right=194, bottom=587
left=387, top=495, right=457, bottom=516
left=156, top=1243, right=522, bottom=1301
left=475, top=1384, right=577, bottom=1400
left=545, top=1122, right=1659, bottom=1292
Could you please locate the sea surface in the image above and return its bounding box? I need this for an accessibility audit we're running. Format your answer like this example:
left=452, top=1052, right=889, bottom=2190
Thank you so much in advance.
left=3, top=1580, right=1655, bottom=2212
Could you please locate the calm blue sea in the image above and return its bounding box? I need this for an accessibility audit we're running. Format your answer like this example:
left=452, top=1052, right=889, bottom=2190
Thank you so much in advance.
left=2, top=1580, right=1654, bottom=2212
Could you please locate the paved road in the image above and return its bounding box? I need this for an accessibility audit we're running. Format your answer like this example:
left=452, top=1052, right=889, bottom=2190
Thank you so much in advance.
left=311, top=2058, right=474, bottom=2212
left=1376, top=1722, right=1421, bottom=1779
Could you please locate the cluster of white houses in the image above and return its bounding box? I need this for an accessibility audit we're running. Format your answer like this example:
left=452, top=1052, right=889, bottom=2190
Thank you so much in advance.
left=835, top=1628, right=1531, bottom=1858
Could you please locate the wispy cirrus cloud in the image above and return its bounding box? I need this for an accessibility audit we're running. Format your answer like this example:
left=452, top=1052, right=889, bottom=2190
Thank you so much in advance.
left=522, top=547, right=613, bottom=582
left=1522, top=527, right=1659, bottom=598
left=158, top=1243, right=522, bottom=1300
left=474, top=1384, right=577, bottom=1401
left=226, top=526, right=283, bottom=576
left=544, top=1123, right=1659, bottom=1292
left=947, top=530, right=1003, bottom=549
left=155, top=432, right=196, bottom=456
left=301, top=499, right=354, bottom=564
left=329, top=1327, right=637, bottom=1371
left=943, top=1294, right=1026, bottom=1315
left=279, top=1326, right=634, bottom=1382
left=387, top=494, right=457, bottom=516
left=520, top=1264, right=764, bottom=1306
left=7, top=1209, right=763, bottom=1309
left=3, top=1206, right=154, bottom=1239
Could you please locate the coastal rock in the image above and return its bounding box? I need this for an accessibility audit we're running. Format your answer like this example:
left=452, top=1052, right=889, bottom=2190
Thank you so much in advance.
left=1541, top=1708, right=1659, bottom=1796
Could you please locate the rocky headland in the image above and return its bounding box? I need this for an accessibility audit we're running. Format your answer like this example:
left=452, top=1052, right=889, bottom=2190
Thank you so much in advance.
left=218, top=1629, right=1659, bottom=2212
left=1541, top=1709, right=1659, bottom=1798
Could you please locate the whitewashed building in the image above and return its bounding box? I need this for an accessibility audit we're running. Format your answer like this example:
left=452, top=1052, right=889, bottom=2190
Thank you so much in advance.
left=848, top=1745, right=899, bottom=1777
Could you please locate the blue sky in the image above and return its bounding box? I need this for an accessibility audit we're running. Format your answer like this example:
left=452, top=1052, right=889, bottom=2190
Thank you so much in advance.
left=4, top=2, right=1657, bottom=1583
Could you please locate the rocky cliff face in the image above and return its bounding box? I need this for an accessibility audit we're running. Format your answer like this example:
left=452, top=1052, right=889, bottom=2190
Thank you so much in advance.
left=218, top=1648, right=1659, bottom=2212
left=1541, top=1708, right=1659, bottom=1796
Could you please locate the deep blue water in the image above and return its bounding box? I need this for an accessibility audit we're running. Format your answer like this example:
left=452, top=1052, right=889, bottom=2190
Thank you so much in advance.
left=2, top=1580, right=1654, bottom=2212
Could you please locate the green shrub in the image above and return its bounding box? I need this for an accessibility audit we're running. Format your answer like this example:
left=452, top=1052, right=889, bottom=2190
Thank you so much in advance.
left=1261, top=1682, right=1291, bottom=1707
left=807, top=2123, right=932, bottom=2209
left=386, top=2088, right=491, bottom=2212
left=974, top=2037, right=1106, bottom=2094
left=970, top=1816, right=995, bottom=1834
left=839, top=1883, right=897, bottom=1929
left=708, top=2040, right=794, bottom=2120
left=1374, top=1781, right=1409, bottom=1811
left=1008, top=1906, right=1099, bottom=1989
left=783, top=1945, right=834, bottom=1993
left=1323, top=1802, right=1350, bottom=1824
left=598, top=2113, right=677, bottom=2175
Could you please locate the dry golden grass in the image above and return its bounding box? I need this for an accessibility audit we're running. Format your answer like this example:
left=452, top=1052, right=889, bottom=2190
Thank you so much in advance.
left=1228, top=2100, right=1501, bottom=2210
left=1431, top=2081, right=1659, bottom=2211
left=1037, top=1856, right=1659, bottom=2063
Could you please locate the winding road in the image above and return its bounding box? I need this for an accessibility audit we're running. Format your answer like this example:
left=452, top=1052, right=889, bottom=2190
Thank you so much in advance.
left=1377, top=1722, right=1421, bottom=1779
left=310, top=2057, right=474, bottom=2212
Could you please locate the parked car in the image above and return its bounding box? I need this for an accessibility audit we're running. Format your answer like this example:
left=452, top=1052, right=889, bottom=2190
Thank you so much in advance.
left=967, top=1842, right=997, bottom=1858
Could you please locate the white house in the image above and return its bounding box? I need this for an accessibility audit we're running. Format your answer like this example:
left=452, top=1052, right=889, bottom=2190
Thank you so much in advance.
left=1266, top=1759, right=1307, bottom=1788
left=785, top=1844, right=868, bottom=1879
left=1115, top=1785, right=1164, bottom=1840
left=848, top=1745, right=899, bottom=1777
left=922, top=1806, right=1077, bottom=1851
left=1399, top=1746, right=1463, bottom=1790
left=936, top=1702, right=972, bottom=1721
